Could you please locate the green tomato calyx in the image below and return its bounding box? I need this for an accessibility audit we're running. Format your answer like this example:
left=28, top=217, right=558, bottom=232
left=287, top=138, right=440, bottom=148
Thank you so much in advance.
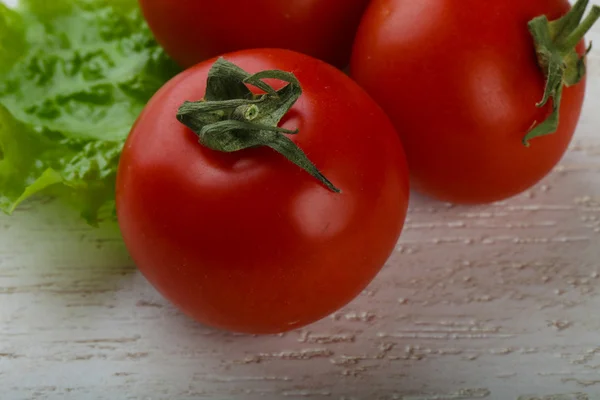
left=525, top=0, right=599, bottom=146
left=176, top=58, right=341, bottom=193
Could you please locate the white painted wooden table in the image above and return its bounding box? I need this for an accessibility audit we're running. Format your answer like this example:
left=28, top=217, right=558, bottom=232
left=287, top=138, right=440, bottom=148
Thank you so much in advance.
left=2, top=2, right=600, bottom=399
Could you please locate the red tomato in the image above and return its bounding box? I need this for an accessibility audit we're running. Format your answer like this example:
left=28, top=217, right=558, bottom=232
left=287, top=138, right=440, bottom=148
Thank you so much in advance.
left=351, top=0, right=595, bottom=204
left=116, top=49, right=409, bottom=334
left=138, top=0, right=371, bottom=69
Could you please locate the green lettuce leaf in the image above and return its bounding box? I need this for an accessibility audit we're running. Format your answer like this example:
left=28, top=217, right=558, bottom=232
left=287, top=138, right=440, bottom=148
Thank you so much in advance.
left=0, top=0, right=180, bottom=225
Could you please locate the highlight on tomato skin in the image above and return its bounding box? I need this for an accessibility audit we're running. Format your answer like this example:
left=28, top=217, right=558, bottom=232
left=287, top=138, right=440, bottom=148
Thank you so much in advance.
left=350, top=0, right=598, bottom=205
left=138, top=0, right=372, bottom=69
left=115, top=48, right=411, bottom=334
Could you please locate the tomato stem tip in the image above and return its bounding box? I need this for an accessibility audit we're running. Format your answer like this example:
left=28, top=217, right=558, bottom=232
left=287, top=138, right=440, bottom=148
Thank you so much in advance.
left=524, top=0, right=600, bottom=146
left=175, top=58, right=341, bottom=193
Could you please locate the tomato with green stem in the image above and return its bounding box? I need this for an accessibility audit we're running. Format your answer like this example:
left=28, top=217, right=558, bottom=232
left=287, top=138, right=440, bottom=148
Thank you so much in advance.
left=351, top=0, right=599, bottom=204
left=138, top=0, right=371, bottom=69
left=116, top=49, right=410, bottom=334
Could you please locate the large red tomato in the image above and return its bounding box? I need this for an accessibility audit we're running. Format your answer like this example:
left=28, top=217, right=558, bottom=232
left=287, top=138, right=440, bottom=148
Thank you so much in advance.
left=138, top=0, right=371, bottom=69
left=351, top=0, right=598, bottom=204
left=116, top=49, right=409, bottom=334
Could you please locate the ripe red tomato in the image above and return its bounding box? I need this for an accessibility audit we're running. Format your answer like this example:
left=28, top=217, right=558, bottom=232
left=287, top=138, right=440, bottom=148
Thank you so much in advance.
left=138, top=0, right=371, bottom=69
left=116, top=49, right=409, bottom=334
left=351, top=0, right=596, bottom=204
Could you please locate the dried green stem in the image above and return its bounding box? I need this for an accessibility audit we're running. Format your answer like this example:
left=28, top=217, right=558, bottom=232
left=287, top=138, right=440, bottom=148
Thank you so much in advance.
left=176, top=58, right=340, bottom=193
left=524, top=0, right=599, bottom=146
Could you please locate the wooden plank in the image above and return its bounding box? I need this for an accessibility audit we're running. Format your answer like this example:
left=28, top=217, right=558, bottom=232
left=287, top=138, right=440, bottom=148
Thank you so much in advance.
left=1, top=1, right=600, bottom=399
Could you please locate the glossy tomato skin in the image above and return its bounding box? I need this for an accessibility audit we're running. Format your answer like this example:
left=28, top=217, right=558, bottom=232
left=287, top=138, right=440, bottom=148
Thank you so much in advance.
left=138, top=0, right=371, bottom=69
left=351, top=0, right=587, bottom=204
left=116, top=49, right=409, bottom=334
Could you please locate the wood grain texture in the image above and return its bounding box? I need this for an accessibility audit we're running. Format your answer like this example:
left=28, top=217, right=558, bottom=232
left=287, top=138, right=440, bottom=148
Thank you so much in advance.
left=1, top=3, right=600, bottom=400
